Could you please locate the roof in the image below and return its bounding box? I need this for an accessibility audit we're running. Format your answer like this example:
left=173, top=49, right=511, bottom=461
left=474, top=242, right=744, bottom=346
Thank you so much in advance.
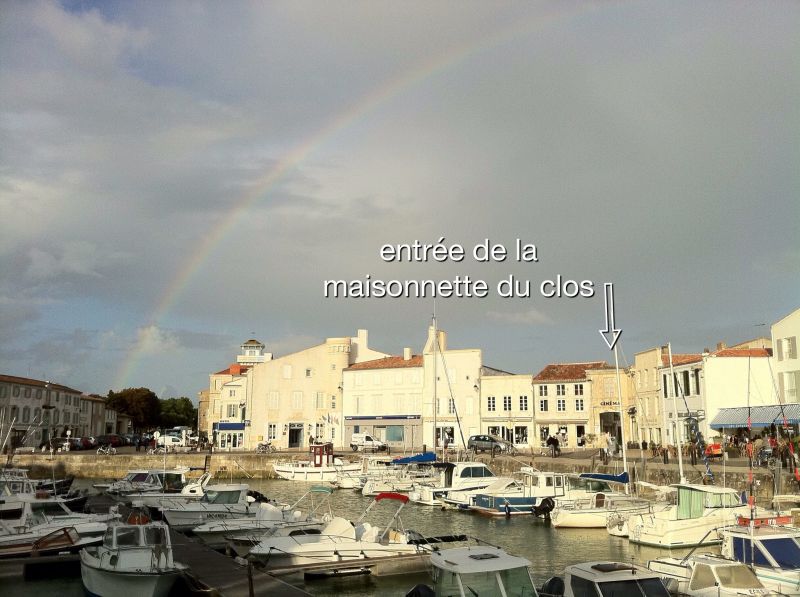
left=241, top=339, right=264, bottom=346
left=0, top=374, right=82, bottom=395
left=213, top=365, right=249, bottom=375
left=710, top=403, right=800, bottom=428
left=660, top=354, right=702, bottom=367
left=480, top=365, right=516, bottom=377
left=533, top=361, right=607, bottom=382
left=346, top=355, right=423, bottom=370
left=711, top=348, right=772, bottom=358
left=430, top=546, right=531, bottom=574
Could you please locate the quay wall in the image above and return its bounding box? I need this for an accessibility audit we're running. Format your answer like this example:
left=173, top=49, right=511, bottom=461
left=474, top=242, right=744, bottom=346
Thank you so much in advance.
left=9, top=451, right=794, bottom=503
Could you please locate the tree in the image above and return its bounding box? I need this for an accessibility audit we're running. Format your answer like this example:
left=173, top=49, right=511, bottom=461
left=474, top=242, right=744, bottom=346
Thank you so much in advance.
left=106, top=388, right=161, bottom=431
left=159, top=397, right=197, bottom=429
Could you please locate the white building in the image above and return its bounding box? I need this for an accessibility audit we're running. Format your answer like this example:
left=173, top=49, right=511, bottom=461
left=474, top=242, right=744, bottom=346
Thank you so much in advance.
left=773, top=307, right=800, bottom=403
left=479, top=370, right=533, bottom=447
left=342, top=349, right=424, bottom=450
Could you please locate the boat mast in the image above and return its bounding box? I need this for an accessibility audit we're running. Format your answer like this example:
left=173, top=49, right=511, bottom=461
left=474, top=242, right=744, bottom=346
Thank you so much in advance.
left=667, top=343, right=687, bottom=484
left=612, top=345, right=629, bottom=493
left=432, top=311, right=438, bottom=456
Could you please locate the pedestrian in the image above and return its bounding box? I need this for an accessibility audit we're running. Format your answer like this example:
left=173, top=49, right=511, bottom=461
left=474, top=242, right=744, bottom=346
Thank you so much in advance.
left=504, top=500, right=511, bottom=518
left=135, top=437, right=140, bottom=452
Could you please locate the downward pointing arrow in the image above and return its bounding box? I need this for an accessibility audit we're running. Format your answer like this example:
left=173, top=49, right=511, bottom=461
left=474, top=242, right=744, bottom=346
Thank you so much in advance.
left=599, top=282, right=622, bottom=350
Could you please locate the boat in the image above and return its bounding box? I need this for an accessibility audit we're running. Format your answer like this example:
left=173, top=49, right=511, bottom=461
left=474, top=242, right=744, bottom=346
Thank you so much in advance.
left=193, top=485, right=333, bottom=550
left=128, top=472, right=212, bottom=512
left=159, top=483, right=263, bottom=531
left=719, top=520, right=800, bottom=595
left=361, top=459, right=439, bottom=497
left=0, top=525, right=102, bottom=559
left=248, top=492, right=429, bottom=567
left=0, top=468, right=87, bottom=514
left=539, top=561, right=670, bottom=596
left=80, top=518, right=187, bottom=597
left=628, top=484, right=750, bottom=548
left=408, top=461, right=498, bottom=506
left=648, top=553, right=770, bottom=596
left=273, top=442, right=361, bottom=482
left=332, top=454, right=396, bottom=490
left=101, top=467, right=192, bottom=496
left=549, top=473, right=654, bottom=529
left=405, top=544, right=537, bottom=597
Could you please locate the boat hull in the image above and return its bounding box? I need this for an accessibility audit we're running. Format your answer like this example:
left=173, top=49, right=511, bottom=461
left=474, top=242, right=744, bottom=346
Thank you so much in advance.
left=81, top=559, right=182, bottom=597
left=273, top=463, right=361, bottom=482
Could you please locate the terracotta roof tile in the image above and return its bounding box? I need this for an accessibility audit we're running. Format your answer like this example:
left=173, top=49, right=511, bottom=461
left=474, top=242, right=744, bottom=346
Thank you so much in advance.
left=661, top=354, right=703, bottom=367
left=533, top=361, right=608, bottom=382
left=0, top=374, right=82, bottom=394
left=213, top=365, right=249, bottom=376
left=346, top=355, right=423, bottom=370
left=712, top=348, right=772, bottom=358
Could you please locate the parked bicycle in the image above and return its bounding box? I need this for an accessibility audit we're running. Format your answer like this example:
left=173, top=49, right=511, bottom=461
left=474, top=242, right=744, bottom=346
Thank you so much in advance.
left=148, top=446, right=167, bottom=455
left=96, top=444, right=117, bottom=456
left=255, top=442, right=277, bottom=454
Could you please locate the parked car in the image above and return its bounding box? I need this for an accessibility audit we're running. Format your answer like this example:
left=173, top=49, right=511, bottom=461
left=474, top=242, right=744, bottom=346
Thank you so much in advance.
left=349, top=433, right=387, bottom=452
left=157, top=434, right=184, bottom=448
left=467, top=434, right=513, bottom=454
left=78, top=436, right=95, bottom=449
left=95, top=434, right=124, bottom=447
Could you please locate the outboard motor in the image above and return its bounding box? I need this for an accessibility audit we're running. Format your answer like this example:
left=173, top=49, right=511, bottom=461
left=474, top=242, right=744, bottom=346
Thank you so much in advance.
left=540, top=576, right=565, bottom=596
left=532, top=497, right=555, bottom=518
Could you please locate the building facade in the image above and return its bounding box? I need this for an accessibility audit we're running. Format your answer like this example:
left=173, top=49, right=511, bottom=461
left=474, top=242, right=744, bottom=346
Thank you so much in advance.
left=773, top=308, right=800, bottom=403
left=479, top=370, right=533, bottom=447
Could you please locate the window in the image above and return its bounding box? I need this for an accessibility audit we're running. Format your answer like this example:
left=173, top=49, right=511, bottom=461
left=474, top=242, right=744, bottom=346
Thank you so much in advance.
left=557, top=399, right=566, bottom=412
left=55, top=392, right=60, bottom=402
left=683, top=370, right=691, bottom=396
left=539, top=386, right=548, bottom=397
left=315, top=392, right=324, bottom=409
left=556, top=384, right=565, bottom=396
left=305, top=368, right=312, bottom=378
left=54, top=409, right=60, bottom=424
left=315, top=423, right=324, bottom=439
left=13, top=386, right=20, bottom=397
left=694, top=369, right=701, bottom=395
left=519, top=395, right=528, bottom=411
left=448, top=398, right=456, bottom=414
left=0, top=386, right=5, bottom=398
left=227, top=404, right=237, bottom=418
left=331, top=394, right=336, bottom=409
left=22, top=406, right=30, bottom=423
left=292, top=391, right=303, bottom=409
left=229, top=389, right=236, bottom=397
left=487, top=396, right=496, bottom=412
left=282, top=365, right=292, bottom=379
left=663, top=374, right=668, bottom=398
left=503, top=396, right=511, bottom=411
left=575, top=399, right=584, bottom=411
left=514, top=426, right=528, bottom=444
left=331, top=428, right=336, bottom=440
left=24, top=387, right=31, bottom=398
left=574, top=384, right=583, bottom=396
left=539, top=399, right=548, bottom=412
left=788, top=337, right=798, bottom=359
left=386, top=425, right=404, bottom=442
left=268, top=391, right=279, bottom=409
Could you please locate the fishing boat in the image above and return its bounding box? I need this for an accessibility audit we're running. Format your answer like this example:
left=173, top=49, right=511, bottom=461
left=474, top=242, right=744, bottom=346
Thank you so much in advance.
left=0, top=525, right=101, bottom=559
left=248, top=492, right=429, bottom=567
left=193, top=485, right=332, bottom=550
left=159, top=484, right=262, bottom=531
left=80, top=519, right=187, bottom=597
left=719, top=520, right=800, bottom=595
left=539, top=561, right=670, bottom=596
left=648, top=553, right=770, bottom=596
left=628, top=484, right=749, bottom=548
left=100, top=467, right=192, bottom=496
left=408, top=461, right=498, bottom=506
left=273, top=442, right=361, bottom=482
left=128, top=472, right=212, bottom=512
left=406, top=544, right=537, bottom=597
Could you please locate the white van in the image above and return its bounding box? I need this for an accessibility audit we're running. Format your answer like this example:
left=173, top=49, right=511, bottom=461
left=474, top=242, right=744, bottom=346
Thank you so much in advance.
left=349, top=433, right=387, bottom=452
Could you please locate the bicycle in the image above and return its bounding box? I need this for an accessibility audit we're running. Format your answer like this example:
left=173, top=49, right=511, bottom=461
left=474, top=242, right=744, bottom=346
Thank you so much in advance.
left=148, top=446, right=167, bottom=455
left=256, top=442, right=277, bottom=454
left=97, top=445, right=117, bottom=455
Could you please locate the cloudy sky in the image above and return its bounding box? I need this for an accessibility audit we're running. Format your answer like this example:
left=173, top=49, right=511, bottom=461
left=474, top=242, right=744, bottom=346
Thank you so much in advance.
left=1, top=1, right=798, bottom=399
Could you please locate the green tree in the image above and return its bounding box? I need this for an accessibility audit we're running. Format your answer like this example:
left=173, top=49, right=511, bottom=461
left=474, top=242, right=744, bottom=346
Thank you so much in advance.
left=106, top=387, right=161, bottom=431
left=159, top=397, right=198, bottom=429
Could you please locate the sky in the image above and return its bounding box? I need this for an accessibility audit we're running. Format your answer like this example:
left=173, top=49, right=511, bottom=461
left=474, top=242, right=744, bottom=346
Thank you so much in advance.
left=1, top=1, right=798, bottom=400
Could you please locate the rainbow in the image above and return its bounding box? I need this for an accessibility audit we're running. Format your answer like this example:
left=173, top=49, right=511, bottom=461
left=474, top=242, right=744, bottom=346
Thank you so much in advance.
left=113, top=3, right=606, bottom=391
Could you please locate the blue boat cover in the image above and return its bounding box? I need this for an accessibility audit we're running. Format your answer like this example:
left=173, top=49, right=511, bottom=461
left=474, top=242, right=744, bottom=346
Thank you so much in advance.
left=392, top=452, right=436, bottom=464
left=579, top=471, right=629, bottom=484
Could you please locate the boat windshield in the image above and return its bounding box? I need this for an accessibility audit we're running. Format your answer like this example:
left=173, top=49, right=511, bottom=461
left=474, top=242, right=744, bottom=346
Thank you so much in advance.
left=129, top=473, right=150, bottom=483
left=435, top=568, right=536, bottom=597
left=760, top=537, right=800, bottom=569
left=204, top=490, right=241, bottom=504
left=144, top=526, right=167, bottom=546
left=714, top=564, right=763, bottom=589
left=570, top=478, right=611, bottom=492
left=597, top=578, right=670, bottom=597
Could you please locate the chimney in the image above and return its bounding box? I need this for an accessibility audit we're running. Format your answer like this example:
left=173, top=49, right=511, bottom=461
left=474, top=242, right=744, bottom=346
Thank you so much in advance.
left=403, top=347, right=412, bottom=361
left=716, top=341, right=727, bottom=351
left=230, top=364, right=242, bottom=375
left=660, top=345, right=669, bottom=356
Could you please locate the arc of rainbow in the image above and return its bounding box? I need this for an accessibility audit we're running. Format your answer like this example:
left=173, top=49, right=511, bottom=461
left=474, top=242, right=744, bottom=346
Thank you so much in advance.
left=114, top=3, right=605, bottom=391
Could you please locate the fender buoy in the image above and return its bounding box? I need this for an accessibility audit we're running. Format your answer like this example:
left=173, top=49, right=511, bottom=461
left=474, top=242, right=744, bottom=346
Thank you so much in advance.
left=127, top=512, right=150, bottom=525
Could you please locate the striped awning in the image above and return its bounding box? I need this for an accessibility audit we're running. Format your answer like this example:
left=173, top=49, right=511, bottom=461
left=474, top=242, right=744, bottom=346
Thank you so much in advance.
left=710, top=404, right=800, bottom=429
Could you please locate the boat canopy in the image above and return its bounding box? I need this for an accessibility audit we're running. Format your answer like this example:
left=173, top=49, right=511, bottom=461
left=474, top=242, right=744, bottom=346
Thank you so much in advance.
left=391, top=452, right=436, bottom=465
left=710, top=403, right=800, bottom=428
left=579, top=472, right=629, bottom=484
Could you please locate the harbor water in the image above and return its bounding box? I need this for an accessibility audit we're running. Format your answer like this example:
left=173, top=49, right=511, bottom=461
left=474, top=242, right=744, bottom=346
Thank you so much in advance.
left=7, top=478, right=698, bottom=596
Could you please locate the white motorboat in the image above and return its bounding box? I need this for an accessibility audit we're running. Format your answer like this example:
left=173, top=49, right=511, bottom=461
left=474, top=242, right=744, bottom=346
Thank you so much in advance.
left=719, top=517, right=800, bottom=595
left=607, top=482, right=676, bottom=537
left=628, top=484, right=750, bottom=548
left=103, top=467, right=191, bottom=496
left=80, top=520, right=187, bottom=597
left=648, top=553, right=770, bottom=596
left=160, top=484, right=259, bottom=531
left=128, top=472, right=212, bottom=511
left=1, top=468, right=86, bottom=513
left=0, top=526, right=102, bottom=559
left=273, top=442, right=361, bottom=482
left=248, top=491, right=427, bottom=567
left=539, top=561, right=670, bottom=596
left=193, top=485, right=332, bottom=549
left=408, top=461, right=498, bottom=506
left=406, top=544, right=537, bottom=597
left=551, top=490, right=652, bottom=529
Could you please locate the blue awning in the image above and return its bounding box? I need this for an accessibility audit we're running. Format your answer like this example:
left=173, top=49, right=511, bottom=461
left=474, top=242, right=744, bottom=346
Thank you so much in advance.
left=213, top=422, right=246, bottom=431
left=710, top=404, right=800, bottom=429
